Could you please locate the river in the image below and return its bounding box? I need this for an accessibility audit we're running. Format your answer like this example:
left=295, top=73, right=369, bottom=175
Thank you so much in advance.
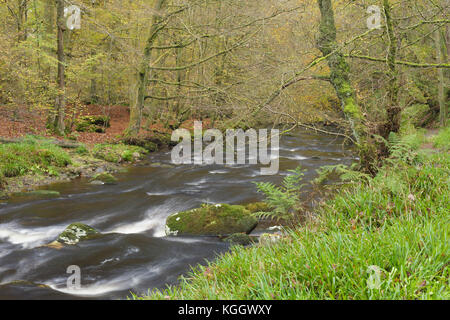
left=0, top=129, right=355, bottom=299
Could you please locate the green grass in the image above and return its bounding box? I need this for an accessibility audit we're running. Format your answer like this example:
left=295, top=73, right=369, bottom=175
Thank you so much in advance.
left=134, top=129, right=449, bottom=300
left=432, top=126, right=450, bottom=151
left=91, top=144, right=147, bottom=163
left=0, top=135, right=71, bottom=179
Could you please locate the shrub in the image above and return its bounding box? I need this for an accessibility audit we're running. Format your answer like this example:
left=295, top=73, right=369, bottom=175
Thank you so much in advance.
left=254, top=166, right=305, bottom=220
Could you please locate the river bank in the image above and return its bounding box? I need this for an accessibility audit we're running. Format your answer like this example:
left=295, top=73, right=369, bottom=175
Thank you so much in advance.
left=136, top=128, right=449, bottom=300
left=0, top=127, right=356, bottom=299
left=0, top=136, right=150, bottom=199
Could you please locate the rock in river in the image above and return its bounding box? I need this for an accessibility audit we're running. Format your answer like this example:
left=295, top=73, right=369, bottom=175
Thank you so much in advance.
left=165, top=203, right=258, bottom=236
left=51, top=223, right=100, bottom=246
left=89, top=172, right=117, bottom=185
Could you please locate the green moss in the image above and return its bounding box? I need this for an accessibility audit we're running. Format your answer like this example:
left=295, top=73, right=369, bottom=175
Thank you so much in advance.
left=75, top=115, right=110, bottom=133
left=75, top=145, right=89, bottom=155
left=13, top=190, right=60, bottom=198
left=166, top=204, right=258, bottom=236
left=92, top=144, right=147, bottom=163
left=56, top=223, right=99, bottom=245
left=244, top=202, right=271, bottom=213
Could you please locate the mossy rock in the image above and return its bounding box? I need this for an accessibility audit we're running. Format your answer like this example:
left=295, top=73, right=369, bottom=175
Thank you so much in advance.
left=166, top=203, right=258, bottom=236
left=150, top=162, right=174, bottom=169
left=122, top=132, right=174, bottom=151
left=92, top=144, right=147, bottom=163
left=89, top=173, right=117, bottom=184
left=56, top=223, right=99, bottom=245
left=223, top=233, right=254, bottom=246
left=244, top=202, right=271, bottom=213
left=75, top=115, right=110, bottom=133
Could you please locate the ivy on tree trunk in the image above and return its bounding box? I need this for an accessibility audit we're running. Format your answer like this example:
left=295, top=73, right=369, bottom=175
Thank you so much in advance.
left=316, top=0, right=364, bottom=143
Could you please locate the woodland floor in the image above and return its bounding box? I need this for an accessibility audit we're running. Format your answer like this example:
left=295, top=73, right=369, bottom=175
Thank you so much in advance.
left=0, top=105, right=214, bottom=144
left=0, top=105, right=130, bottom=144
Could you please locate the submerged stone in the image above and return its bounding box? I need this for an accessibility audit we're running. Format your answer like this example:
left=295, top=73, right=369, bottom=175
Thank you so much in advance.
left=89, top=172, right=117, bottom=184
left=89, top=180, right=104, bottom=185
left=166, top=203, right=258, bottom=236
left=56, top=223, right=99, bottom=245
left=150, top=162, right=174, bottom=168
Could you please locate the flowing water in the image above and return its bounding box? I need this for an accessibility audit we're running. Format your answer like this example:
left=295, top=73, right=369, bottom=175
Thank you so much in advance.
left=0, top=129, right=355, bottom=300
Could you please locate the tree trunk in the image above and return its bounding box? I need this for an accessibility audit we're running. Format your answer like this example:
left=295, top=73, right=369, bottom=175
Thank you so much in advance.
left=17, top=0, right=28, bottom=42
left=126, top=0, right=166, bottom=136
left=54, top=0, right=66, bottom=135
left=316, top=0, right=364, bottom=143
left=45, top=0, right=56, bottom=128
left=435, top=28, right=447, bottom=127
left=380, top=0, right=401, bottom=139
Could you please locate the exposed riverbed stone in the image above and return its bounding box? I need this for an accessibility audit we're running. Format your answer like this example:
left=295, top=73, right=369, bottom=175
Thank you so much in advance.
left=13, top=190, right=60, bottom=198
left=55, top=223, right=99, bottom=245
left=75, top=115, right=110, bottom=133
left=88, top=172, right=117, bottom=184
left=166, top=203, right=258, bottom=236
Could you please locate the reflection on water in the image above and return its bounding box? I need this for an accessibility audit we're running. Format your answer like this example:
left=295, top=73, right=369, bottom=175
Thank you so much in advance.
left=0, top=129, right=354, bottom=299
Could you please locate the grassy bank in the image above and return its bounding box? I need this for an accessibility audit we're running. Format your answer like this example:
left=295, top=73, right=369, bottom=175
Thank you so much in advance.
left=0, top=135, right=147, bottom=196
left=135, top=128, right=449, bottom=300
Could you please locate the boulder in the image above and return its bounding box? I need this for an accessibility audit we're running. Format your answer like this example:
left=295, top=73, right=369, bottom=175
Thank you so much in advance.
left=75, top=115, right=110, bottom=133
left=166, top=203, right=258, bottom=236
left=55, top=223, right=99, bottom=245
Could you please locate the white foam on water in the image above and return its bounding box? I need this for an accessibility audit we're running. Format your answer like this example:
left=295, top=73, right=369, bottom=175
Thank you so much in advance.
left=48, top=280, right=130, bottom=297
left=283, top=154, right=308, bottom=161
left=0, top=223, right=62, bottom=248
left=209, top=169, right=228, bottom=174
left=48, top=265, right=164, bottom=297
left=120, top=185, right=142, bottom=194
left=106, top=200, right=184, bottom=237
left=106, top=216, right=161, bottom=235
left=146, top=190, right=176, bottom=196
